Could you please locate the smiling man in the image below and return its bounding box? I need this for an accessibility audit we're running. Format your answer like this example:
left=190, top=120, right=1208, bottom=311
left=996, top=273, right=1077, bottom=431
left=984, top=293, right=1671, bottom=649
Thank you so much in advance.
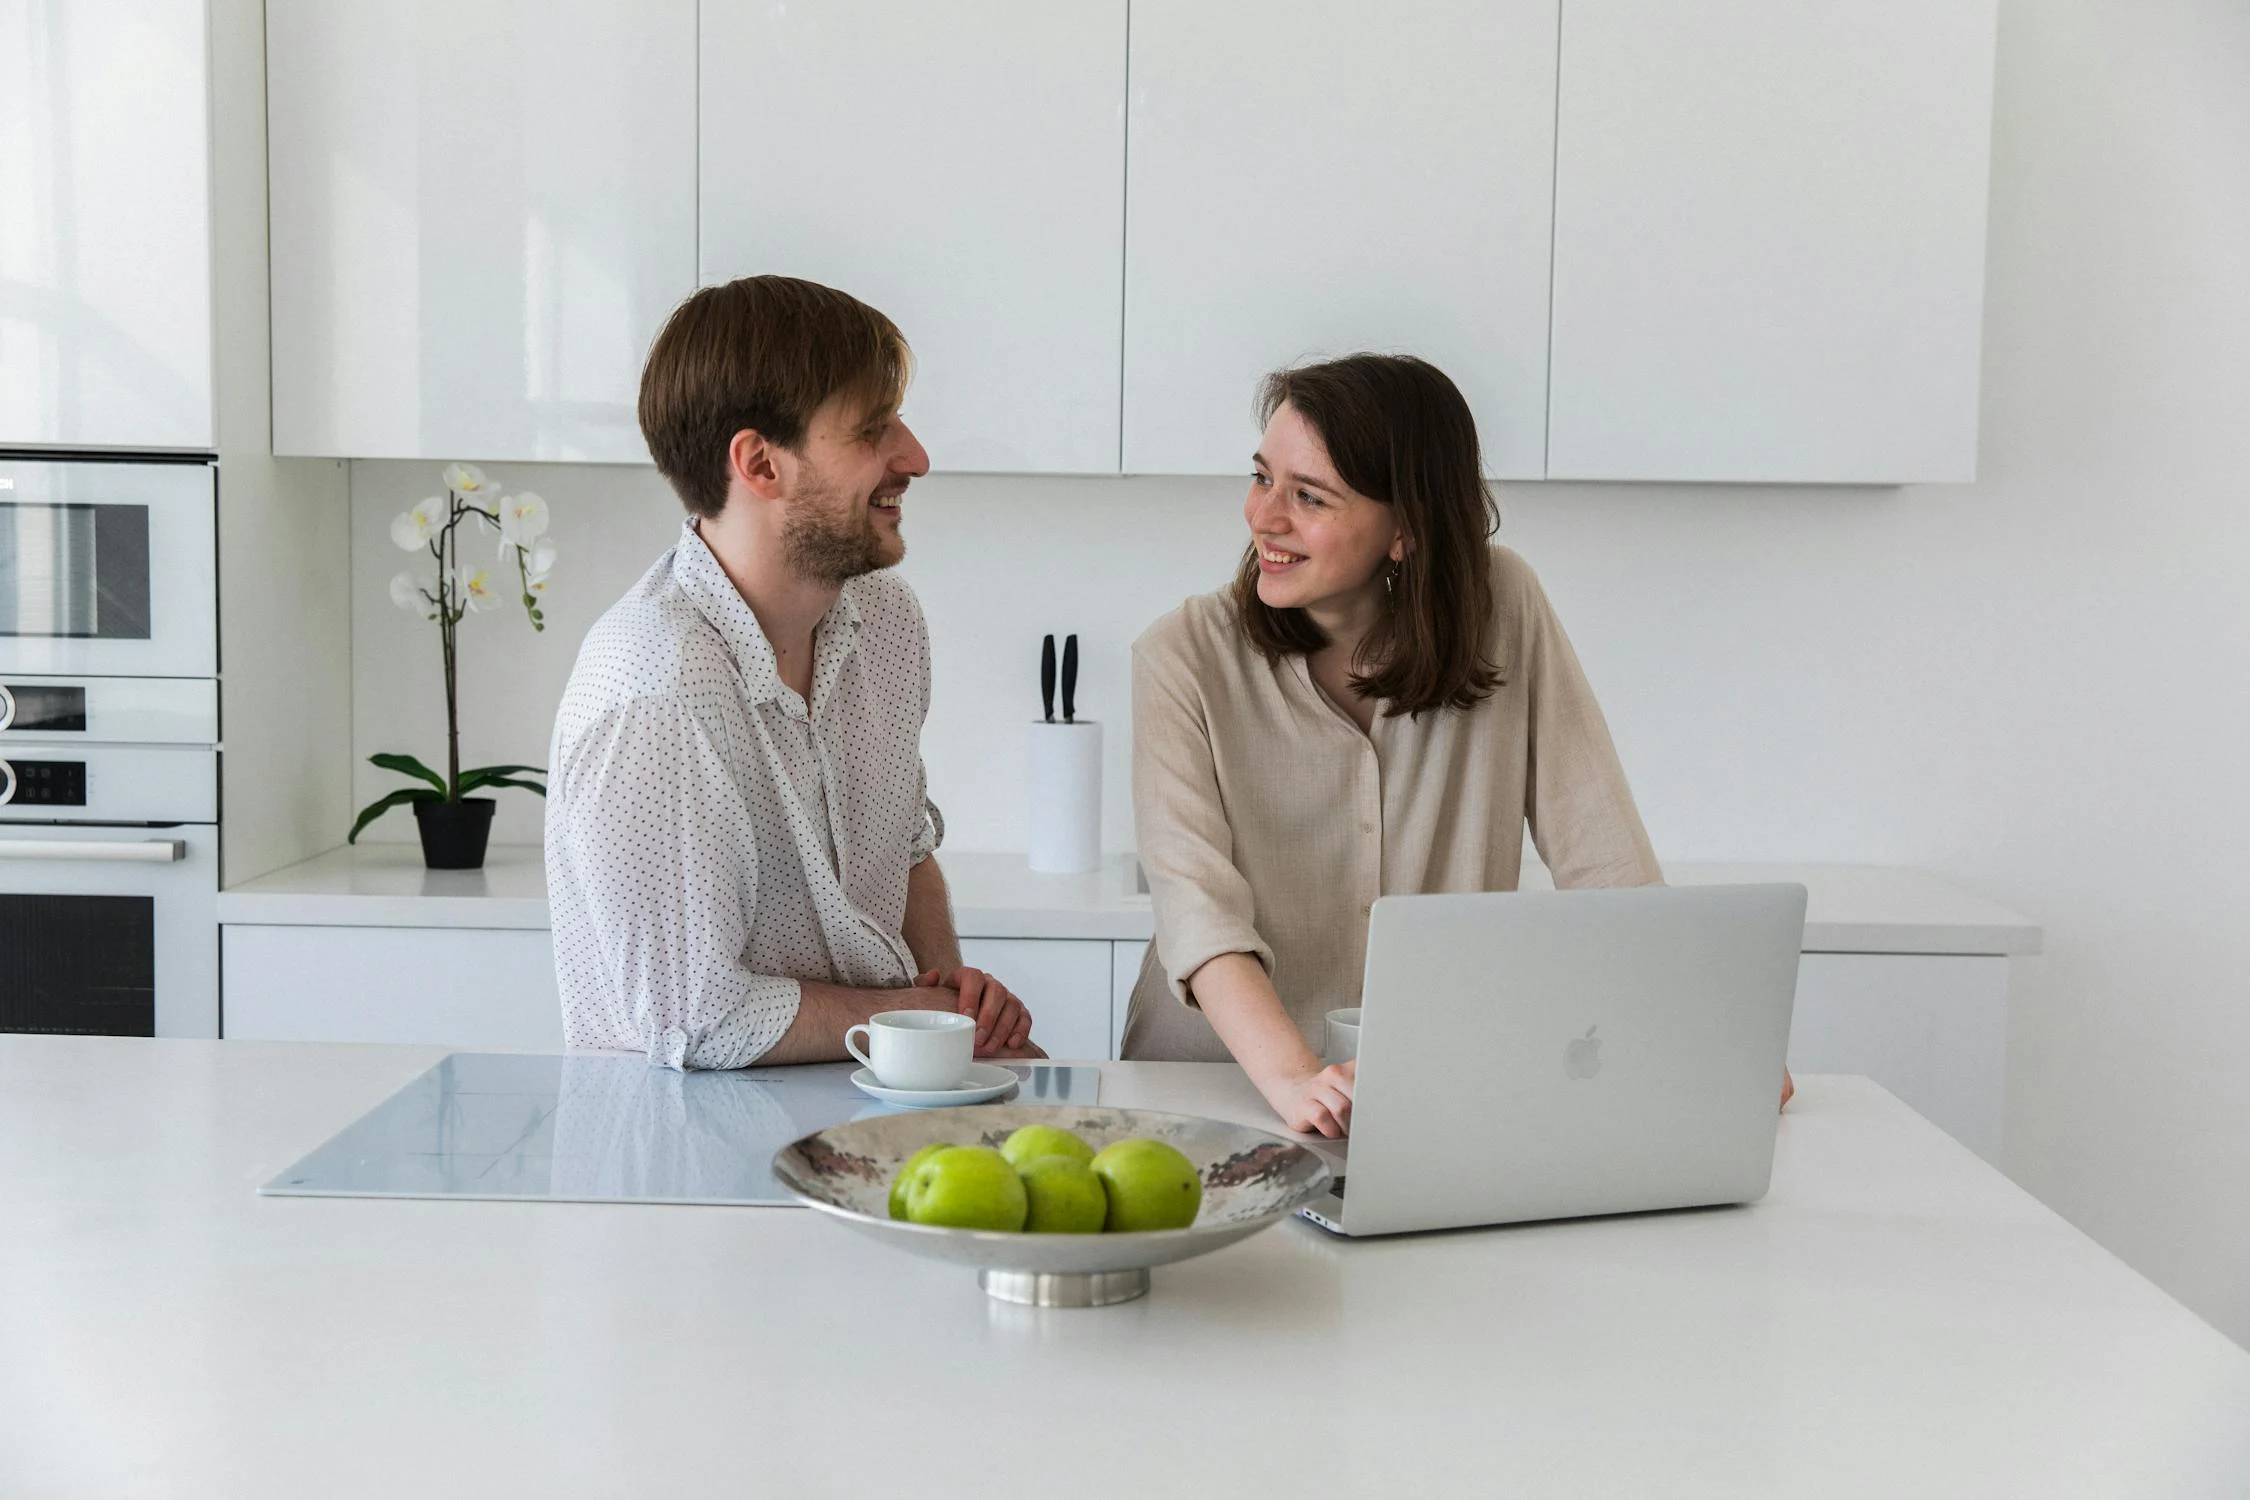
left=546, top=275, right=1039, bottom=1069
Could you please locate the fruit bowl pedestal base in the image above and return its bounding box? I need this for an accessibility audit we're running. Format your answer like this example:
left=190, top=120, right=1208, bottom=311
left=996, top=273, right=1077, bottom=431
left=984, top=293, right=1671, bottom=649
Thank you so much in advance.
left=978, top=1267, right=1150, bottom=1307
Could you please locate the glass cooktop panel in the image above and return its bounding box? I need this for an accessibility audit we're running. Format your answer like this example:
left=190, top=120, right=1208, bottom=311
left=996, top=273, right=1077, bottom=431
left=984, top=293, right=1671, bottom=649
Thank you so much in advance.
left=260, top=1052, right=1100, bottom=1206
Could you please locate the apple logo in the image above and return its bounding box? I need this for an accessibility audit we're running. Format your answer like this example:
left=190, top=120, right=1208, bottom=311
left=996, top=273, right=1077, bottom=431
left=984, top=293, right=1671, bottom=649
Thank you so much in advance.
left=1564, top=1025, right=1603, bottom=1080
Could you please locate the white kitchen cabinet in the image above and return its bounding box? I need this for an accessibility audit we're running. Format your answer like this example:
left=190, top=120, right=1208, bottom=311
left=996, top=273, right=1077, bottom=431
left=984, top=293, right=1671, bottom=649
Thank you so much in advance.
left=958, top=937, right=1114, bottom=1062
left=698, top=1, right=1126, bottom=475
left=1121, top=0, right=1558, bottom=478
left=1111, top=939, right=1149, bottom=1057
left=1788, top=953, right=2008, bottom=1163
left=1545, top=0, right=1998, bottom=482
left=265, top=0, right=697, bottom=462
left=0, top=0, right=213, bottom=451
left=225, top=925, right=562, bottom=1050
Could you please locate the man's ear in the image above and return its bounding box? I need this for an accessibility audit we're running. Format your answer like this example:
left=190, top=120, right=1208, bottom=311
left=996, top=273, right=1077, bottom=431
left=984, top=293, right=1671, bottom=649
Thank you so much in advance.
left=728, top=428, right=789, bottom=502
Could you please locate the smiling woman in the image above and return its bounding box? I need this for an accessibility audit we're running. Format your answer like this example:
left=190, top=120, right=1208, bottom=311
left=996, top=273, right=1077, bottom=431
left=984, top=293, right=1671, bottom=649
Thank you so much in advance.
left=1122, top=353, right=1667, bottom=1138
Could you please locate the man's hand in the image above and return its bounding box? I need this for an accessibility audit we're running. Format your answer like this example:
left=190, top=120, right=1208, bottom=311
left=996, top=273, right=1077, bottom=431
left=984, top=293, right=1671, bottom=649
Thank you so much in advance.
left=1264, top=1059, right=1355, bottom=1139
left=915, top=966, right=1043, bottom=1058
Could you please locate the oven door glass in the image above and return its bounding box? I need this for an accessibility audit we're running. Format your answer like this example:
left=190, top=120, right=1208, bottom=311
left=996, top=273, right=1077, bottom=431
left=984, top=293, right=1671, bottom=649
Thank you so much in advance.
left=0, top=503, right=151, bottom=640
left=0, top=892, right=156, bottom=1035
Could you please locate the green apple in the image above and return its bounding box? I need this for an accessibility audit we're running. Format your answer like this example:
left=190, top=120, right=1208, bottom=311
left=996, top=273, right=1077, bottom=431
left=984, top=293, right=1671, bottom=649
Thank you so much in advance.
left=1090, top=1138, right=1203, bottom=1232
left=1017, top=1155, right=1108, bottom=1234
left=889, top=1142, right=953, bottom=1221
left=903, top=1145, right=1029, bottom=1232
left=999, top=1123, right=1096, bottom=1171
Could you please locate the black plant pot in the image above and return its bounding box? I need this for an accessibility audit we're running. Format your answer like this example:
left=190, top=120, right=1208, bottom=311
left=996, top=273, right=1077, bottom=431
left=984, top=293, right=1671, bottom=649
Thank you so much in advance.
left=413, top=797, right=496, bottom=870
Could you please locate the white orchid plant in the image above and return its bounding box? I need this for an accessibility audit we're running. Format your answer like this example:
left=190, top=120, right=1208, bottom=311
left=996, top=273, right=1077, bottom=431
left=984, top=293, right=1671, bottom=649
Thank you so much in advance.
left=349, top=463, right=556, bottom=842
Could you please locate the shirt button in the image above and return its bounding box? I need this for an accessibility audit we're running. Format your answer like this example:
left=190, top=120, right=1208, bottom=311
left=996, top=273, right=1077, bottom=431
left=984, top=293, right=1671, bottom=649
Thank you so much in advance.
left=1359, top=903, right=1373, bottom=917
left=1361, top=821, right=1375, bottom=834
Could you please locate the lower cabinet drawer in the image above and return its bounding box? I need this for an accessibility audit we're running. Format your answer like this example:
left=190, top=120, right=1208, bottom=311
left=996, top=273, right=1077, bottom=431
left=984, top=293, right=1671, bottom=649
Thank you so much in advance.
left=1789, top=953, right=2008, bottom=1162
left=958, top=937, right=1114, bottom=1061
left=224, top=925, right=561, bottom=1050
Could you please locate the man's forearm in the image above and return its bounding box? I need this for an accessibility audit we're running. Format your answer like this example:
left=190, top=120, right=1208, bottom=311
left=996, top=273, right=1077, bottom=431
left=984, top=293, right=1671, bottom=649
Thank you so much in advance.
left=756, top=979, right=953, bottom=1066
left=902, top=855, right=964, bottom=976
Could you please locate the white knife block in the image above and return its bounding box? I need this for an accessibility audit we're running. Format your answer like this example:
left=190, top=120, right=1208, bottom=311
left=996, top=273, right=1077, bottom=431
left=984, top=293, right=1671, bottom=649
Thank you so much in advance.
left=1026, top=720, right=1102, bottom=874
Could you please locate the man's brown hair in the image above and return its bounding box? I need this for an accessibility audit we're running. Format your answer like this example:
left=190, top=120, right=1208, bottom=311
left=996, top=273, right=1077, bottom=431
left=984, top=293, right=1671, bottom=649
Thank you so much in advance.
left=638, top=275, right=911, bottom=518
left=1233, top=354, right=1503, bottom=717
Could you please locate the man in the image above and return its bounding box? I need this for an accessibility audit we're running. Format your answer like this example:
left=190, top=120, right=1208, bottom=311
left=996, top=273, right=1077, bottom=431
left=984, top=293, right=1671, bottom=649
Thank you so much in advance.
left=547, top=275, right=1038, bottom=1069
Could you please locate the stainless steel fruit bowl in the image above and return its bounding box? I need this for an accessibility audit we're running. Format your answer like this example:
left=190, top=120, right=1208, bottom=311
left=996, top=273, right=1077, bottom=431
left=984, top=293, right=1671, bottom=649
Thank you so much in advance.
left=772, top=1105, right=1333, bottom=1306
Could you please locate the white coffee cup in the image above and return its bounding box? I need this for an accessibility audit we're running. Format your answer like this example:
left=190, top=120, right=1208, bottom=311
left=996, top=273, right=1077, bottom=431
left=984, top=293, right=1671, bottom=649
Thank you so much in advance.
left=1322, top=1007, right=1362, bottom=1066
left=845, top=1010, right=976, bottom=1091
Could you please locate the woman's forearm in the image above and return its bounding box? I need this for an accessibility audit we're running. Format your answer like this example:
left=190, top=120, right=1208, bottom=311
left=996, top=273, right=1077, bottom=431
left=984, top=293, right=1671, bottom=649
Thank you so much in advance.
left=1185, top=953, right=1321, bottom=1094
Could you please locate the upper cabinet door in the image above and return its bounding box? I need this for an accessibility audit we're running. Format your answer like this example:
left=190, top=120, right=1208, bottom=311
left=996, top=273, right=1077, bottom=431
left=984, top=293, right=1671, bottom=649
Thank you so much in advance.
left=699, top=1, right=1126, bottom=475
left=1546, top=1, right=1999, bottom=483
left=0, top=0, right=213, bottom=452
left=1122, top=1, right=1559, bottom=478
left=267, top=1, right=697, bottom=462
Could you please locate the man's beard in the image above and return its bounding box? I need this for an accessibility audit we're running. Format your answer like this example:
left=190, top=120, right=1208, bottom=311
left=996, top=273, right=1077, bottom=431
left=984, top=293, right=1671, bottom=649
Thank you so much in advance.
left=781, top=484, right=896, bottom=585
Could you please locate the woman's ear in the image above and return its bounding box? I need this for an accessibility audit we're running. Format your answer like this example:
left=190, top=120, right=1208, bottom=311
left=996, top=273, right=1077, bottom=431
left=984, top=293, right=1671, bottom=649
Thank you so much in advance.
left=1389, top=529, right=1410, bottom=564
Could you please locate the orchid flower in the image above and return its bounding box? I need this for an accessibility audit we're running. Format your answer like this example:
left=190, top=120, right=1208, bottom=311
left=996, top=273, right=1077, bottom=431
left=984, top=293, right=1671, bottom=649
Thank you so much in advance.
left=389, top=571, right=431, bottom=614
left=498, top=491, right=550, bottom=550
left=458, top=564, right=502, bottom=612
left=441, top=462, right=495, bottom=497
left=391, top=495, right=448, bottom=551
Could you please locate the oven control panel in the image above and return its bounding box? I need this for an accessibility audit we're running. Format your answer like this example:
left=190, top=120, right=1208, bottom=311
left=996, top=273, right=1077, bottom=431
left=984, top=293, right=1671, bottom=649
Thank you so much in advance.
left=0, top=759, right=87, bottom=807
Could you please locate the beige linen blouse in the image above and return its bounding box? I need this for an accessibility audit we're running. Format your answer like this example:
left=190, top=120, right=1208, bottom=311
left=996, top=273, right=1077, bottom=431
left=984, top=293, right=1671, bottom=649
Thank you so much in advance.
left=1121, top=545, right=1662, bottom=1062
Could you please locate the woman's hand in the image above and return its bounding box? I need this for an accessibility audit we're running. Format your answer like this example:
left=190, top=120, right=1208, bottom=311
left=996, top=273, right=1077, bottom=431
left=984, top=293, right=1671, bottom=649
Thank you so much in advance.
left=1780, top=1068, right=1795, bottom=1112
left=1264, top=1060, right=1356, bottom=1139
left=915, top=966, right=1042, bottom=1058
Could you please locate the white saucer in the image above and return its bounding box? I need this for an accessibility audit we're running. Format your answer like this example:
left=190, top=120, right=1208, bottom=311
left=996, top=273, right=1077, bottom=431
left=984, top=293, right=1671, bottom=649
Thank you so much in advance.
left=849, top=1063, right=1020, bottom=1109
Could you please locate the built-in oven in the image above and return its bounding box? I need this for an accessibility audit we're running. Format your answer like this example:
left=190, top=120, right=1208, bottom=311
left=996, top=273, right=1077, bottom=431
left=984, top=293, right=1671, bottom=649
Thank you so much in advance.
left=0, top=457, right=216, bottom=679
left=0, top=681, right=219, bottom=1038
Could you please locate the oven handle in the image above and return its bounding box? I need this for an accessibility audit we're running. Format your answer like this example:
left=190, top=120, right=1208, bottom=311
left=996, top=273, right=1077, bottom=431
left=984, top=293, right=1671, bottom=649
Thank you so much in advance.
left=0, top=837, right=187, bottom=864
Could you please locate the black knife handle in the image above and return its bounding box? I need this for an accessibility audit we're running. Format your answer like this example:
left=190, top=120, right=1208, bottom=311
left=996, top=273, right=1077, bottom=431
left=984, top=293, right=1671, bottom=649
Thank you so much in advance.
left=1061, top=634, right=1079, bottom=723
left=1040, top=634, right=1057, bottom=723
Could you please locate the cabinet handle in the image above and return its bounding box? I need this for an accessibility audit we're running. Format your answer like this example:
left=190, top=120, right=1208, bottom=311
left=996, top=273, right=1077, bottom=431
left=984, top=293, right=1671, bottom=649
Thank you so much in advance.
left=0, top=838, right=186, bottom=864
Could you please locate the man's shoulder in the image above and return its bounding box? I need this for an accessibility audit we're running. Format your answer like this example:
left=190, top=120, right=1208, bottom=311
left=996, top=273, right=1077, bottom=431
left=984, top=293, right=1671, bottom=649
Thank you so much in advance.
left=844, top=568, right=927, bottom=642
left=561, top=550, right=737, bottom=720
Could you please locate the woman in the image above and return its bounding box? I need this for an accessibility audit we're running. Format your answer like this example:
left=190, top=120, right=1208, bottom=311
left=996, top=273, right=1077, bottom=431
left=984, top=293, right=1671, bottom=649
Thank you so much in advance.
left=1122, top=353, right=1711, bottom=1137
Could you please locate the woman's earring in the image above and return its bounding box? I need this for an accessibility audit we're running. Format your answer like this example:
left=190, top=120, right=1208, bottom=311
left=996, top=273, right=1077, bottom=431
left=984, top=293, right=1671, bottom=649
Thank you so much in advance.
left=1385, top=563, right=1399, bottom=598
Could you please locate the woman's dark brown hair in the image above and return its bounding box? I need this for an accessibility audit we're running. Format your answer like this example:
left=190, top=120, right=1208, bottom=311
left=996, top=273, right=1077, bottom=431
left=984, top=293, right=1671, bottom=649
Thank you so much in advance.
left=1233, top=354, right=1502, bottom=716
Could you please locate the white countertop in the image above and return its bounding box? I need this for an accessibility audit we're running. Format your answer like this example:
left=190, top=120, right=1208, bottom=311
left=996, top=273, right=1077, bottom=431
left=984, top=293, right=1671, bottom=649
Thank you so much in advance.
left=220, top=844, right=2041, bottom=955
left=2, top=1039, right=2240, bottom=1497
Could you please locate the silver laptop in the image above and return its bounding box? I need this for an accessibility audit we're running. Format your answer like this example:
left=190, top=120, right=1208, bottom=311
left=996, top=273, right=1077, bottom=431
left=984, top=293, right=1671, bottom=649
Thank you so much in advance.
left=1298, top=883, right=1806, bottom=1237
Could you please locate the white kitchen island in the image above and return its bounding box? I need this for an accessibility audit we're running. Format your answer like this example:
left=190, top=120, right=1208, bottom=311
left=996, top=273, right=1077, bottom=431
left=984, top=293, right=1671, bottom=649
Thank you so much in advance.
left=4, top=1038, right=2243, bottom=1498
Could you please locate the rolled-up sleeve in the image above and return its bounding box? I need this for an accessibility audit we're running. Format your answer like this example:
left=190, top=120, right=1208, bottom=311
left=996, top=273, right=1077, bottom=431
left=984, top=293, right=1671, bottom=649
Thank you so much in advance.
left=1517, top=569, right=1664, bottom=890
left=553, top=698, right=802, bottom=1069
left=1131, top=630, right=1276, bottom=1006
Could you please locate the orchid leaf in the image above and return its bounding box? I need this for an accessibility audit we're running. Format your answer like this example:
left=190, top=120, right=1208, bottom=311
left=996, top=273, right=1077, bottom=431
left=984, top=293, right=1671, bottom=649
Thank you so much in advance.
left=348, top=787, right=441, bottom=843
left=457, top=767, right=546, bottom=797
left=368, top=753, right=446, bottom=793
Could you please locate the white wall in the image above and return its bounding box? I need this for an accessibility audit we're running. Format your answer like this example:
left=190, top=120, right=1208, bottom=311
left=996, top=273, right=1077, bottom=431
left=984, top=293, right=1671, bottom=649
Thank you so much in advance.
left=348, top=0, right=2250, bottom=1348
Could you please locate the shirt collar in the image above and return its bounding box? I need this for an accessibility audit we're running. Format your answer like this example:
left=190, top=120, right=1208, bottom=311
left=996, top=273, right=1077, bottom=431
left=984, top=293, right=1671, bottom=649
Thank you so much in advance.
left=673, top=519, right=864, bottom=709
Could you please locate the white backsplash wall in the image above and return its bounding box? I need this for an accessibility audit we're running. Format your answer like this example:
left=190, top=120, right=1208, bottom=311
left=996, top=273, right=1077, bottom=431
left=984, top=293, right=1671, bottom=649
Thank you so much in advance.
left=347, top=0, right=2250, bottom=1352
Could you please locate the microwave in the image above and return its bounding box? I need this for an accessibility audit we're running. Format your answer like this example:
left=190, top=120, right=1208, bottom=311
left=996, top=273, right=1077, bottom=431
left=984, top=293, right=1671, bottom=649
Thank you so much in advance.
left=0, top=457, right=216, bottom=678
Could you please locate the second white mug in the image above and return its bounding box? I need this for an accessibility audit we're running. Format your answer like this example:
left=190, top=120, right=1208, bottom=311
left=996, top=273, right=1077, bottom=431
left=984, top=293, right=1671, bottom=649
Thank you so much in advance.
left=845, top=1009, right=976, bottom=1091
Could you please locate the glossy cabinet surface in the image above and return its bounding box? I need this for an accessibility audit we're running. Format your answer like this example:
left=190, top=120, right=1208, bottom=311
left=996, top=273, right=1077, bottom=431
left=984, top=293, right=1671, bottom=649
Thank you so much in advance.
left=1121, top=0, right=1559, bottom=478
left=0, top=0, right=214, bottom=451
left=1546, top=0, right=1998, bottom=482
left=266, top=0, right=697, bottom=462
left=699, top=0, right=1126, bottom=474
left=957, top=936, right=1115, bottom=1062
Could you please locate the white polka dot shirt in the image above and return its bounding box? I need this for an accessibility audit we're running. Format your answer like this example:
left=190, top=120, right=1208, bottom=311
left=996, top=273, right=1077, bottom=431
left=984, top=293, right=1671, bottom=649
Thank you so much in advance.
left=545, top=519, right=943, bottom=1070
